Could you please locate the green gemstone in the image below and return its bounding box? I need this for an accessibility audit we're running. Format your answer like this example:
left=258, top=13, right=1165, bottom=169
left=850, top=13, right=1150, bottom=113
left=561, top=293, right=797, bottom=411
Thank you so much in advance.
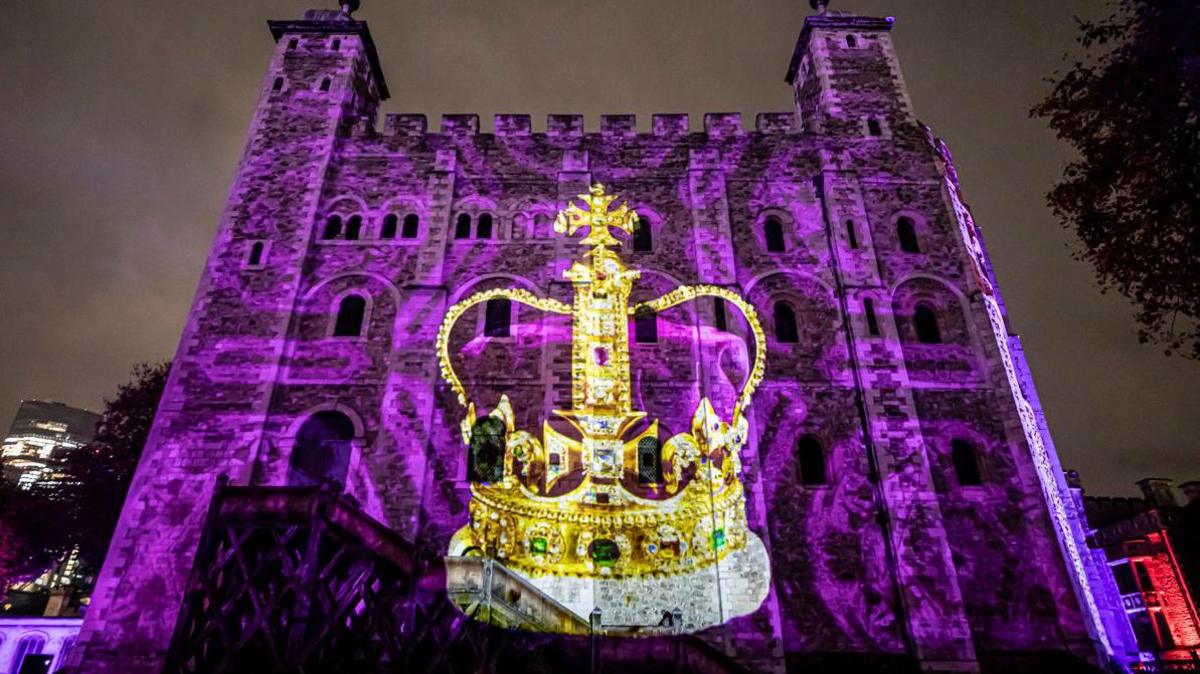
left=590, top=539, right=619, bottom=566
left=711, top=528, right=726, bottom=550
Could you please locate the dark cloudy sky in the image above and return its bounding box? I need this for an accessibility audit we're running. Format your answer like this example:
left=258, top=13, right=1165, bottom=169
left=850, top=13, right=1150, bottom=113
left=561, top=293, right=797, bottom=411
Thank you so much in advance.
left=0, top=1, right=1195, bottom=496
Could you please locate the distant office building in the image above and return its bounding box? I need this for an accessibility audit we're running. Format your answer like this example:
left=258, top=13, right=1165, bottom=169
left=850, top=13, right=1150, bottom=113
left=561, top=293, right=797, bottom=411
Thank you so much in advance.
left=1069, top=473, right=1200, bottom=671
left=0, top=401, right=99, bottom=491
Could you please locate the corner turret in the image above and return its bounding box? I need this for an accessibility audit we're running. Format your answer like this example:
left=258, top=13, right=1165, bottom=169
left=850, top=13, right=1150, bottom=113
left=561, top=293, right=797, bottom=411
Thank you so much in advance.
left=785, top=7, right=914, bottom=137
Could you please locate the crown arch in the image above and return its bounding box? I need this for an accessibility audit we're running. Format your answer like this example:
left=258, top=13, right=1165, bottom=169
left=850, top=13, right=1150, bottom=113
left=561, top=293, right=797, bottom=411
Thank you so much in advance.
left=439, top=275, right=569, bottom=426
left=628, top=269, right=704, bottom=435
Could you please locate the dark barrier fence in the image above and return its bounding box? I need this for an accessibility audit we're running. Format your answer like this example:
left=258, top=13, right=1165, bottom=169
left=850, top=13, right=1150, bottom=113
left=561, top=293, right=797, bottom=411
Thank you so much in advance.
left=161, top=479, right=747, bottom=674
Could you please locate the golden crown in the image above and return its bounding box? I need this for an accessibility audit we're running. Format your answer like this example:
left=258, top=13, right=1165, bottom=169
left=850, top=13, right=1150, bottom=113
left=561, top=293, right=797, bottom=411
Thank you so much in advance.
left=438, top=185, right=766, bottom=580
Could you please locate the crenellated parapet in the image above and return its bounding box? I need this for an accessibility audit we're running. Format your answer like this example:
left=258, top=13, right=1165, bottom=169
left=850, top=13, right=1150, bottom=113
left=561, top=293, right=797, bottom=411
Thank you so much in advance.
left=366, top=112, right=803, bottom=139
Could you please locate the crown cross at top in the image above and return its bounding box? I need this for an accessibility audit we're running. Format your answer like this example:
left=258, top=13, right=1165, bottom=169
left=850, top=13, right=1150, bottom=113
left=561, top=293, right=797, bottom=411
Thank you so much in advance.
left=554, top=184, right=639, bottom=247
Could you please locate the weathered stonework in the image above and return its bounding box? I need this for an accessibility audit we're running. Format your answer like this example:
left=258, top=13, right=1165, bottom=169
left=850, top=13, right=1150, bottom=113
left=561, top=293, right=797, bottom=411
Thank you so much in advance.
left=71, top=7, right=1114, bottom=673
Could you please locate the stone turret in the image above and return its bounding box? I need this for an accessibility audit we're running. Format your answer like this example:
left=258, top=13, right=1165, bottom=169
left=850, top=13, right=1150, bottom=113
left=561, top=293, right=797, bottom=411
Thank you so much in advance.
left=1137, top=477, right=1181, bottom=507
left=67, top=7, right=391, bottom=673
left=785, top=8, right=913, bottom=138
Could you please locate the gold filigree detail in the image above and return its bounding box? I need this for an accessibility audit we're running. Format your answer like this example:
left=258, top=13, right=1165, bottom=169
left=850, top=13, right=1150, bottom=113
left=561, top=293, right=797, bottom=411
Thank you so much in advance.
left=553, top=183, right=639, bottom=247
left=631, top=285, right=766, bottom=423
left=436, top=288, right=571, bottom=407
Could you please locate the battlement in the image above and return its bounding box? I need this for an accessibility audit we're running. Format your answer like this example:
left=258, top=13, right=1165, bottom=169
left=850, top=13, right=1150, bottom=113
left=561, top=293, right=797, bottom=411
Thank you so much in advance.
left=371, top=112, right=798, bottom=138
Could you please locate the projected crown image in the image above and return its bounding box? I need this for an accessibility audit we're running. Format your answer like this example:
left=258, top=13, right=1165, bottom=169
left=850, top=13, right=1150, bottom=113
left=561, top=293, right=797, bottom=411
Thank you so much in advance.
left=438, top=185, right=771, bottom=633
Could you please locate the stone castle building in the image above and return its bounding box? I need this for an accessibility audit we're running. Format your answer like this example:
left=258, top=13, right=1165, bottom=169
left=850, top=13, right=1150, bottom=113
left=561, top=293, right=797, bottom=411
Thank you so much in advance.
left=70, top=3, right=1122, bottom=672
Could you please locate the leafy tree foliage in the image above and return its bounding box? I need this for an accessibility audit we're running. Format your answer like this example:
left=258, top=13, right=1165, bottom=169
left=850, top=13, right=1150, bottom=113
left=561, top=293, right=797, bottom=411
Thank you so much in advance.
left=1032, top=0, right=1200, bottom=358
left=59, top=362, right=170, bottom=568
left=0, top=362, right=170, bottom=594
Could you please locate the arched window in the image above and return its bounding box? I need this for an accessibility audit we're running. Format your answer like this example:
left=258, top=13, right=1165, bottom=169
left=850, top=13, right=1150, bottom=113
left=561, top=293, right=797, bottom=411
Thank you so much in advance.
left=867, top=118, right=882, bottom=136
left=331, top=38, right=341, bottom=50
left=272, top=77, right=284, bottom=92
left=484, top=298, right=511, bottom=338
left=632, top=217, right=653, bottom=252
left=11, top=634, right=47, bottom=673
left=468, top=416, right=506, bottom=483
left=319, top=77, right=331, bottom=92
left=864, top=298, right=880, bottom=336
left=637, top=437, right=663, bottom=484
left=402, top=213, right=420, bottom=239
left=380, top=214, right=398, bottom=239
left=897, top=216, right=920, bottom=253
left=288, top=411, right=354, bottom=487
left=797, top=435, right=827, bottom=485
left=634, top=309, right=658, bottom=343
left=764, top=216, right=786, bottom=253
left=951, top=439, right=982, bottom=487
left=845, top=219, right=859, bottom=249
left=344, top=215, right=362, bottom=240
left=913, top=304, right=941, bottom=344
left=248, top=241, right=265, bottom=266
left=321, top=215, right=342, bottom=240
left=454, top=213, right=472, bottom=239
left=476, top=213, right=494, bottom=239
left=846, top=35, right=858, bottom=48
left=54, top=635, right=76, bottom=672
left=774, top=302, right=799, bottom=343
left=333, top=295, right=367, bottom=337
left=713, top=298, right=728, bottom=332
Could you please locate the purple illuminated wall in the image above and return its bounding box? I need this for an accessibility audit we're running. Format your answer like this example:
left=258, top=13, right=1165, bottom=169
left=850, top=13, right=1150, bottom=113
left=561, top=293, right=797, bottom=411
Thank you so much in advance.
left=69, top=7, right=1113, bottom=673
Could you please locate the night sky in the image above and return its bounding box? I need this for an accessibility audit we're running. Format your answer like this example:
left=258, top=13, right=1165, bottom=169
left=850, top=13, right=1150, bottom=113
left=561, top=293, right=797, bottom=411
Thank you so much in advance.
left=0, top=1, right=1195, bottom=497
